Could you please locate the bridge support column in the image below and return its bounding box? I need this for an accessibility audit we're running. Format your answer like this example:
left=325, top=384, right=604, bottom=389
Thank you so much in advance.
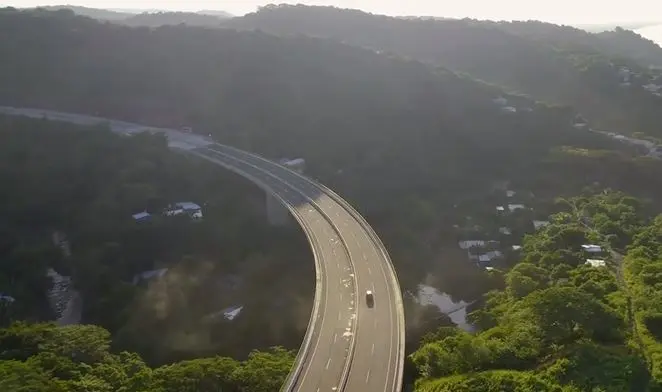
left=266, top=192, right=291, bottom=226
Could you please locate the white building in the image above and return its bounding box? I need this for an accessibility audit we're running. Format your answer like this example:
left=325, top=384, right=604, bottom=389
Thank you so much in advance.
left=223, top=305, right=243, bottom=321
left=132, top=211, right=151, bottom=221
left=496, top=206, right=505, bottom=213
left=582, top=244, right=603, bottom=253
left=0, top=294, right=15, bottom=303
left=164, top=202, right=203, bottom=220
left=501, top=106, right=517, bottom=113
left=508, top=204, right=526, bottom=212
left=499, top=227, right=512, bottom=235
left=506, top=190, right=516, bottom=198
left=643, top=83, right=662, bottom=93
left=459, top=240, right=486, bottom=250
left=586, top=259, right=606, bottom=267
left=493, top=96, right=508, bottom=106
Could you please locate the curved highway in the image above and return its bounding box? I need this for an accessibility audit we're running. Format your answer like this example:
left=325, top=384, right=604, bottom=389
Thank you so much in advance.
left=0, top=106, right=405, bottom=392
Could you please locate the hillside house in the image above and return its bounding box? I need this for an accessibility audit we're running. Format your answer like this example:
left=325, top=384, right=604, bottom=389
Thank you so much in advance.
left=164, top=201, right=203, bottom=220
left=0, top=294, right=15, bottom=303
left=459, top=240, right=486, bottom=250
left=222, top=305, right=244, bottom=321
left=493, top=96, right=508, bottom=106
left=508, top=204, right=526, bottom=212
left=586, top=259, right=606, bottom=267
left=582, top=244, right=603, bottom=253
left=132, top=211, right=151, bottom=222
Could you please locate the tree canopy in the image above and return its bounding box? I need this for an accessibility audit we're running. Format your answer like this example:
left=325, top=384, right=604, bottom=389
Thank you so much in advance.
left=411, top=192, right=655, bottom=391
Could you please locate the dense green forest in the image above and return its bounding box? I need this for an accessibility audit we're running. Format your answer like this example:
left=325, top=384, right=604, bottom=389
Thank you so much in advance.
left=5, top=7, right=662, bottom=391
left=0, top=322, right=293, bottom=392
left=411, top=191, right=662, bottom=391
left=0, top=115, right=315, bottom=366
left=3, top=6, right=662, bottom=306
left=227, top=4, right=662, bottom=138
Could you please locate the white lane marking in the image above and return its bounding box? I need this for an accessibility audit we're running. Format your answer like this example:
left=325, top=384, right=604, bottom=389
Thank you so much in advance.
left=338, top=311, right=342, bottom=321
left=368, top=267, right=372, bottom=275
left=371, top=343, right=375, bottom=355
left=365, top=369, right=371, bottom=383
left=334, top=333, right=337, bottom=343
left=326, top=358, right=332, bottom=369
left=362, top=253, right=367, bottom=261
left=340, top=292, right=343, bottom=301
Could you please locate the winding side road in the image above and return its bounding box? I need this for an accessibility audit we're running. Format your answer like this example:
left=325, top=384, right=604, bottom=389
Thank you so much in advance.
left=0, top=107, right=405, bottom=392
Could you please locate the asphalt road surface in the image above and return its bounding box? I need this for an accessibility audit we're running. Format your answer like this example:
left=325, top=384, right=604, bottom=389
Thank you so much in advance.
left=199, top=145, right=403, bottom=392
left=0, top=106, right=404, bottom=392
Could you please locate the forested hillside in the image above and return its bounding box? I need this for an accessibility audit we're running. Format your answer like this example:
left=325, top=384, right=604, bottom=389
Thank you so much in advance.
left=0, top=115, right=314, bottom=366
left=121, top=11, right=228, bottom=27
left=227, top=5, right=662, bottom=138
left=5, top=7, right=662, bottom=390
left=411, top=192, right=658, bottom=391
left=3, top=7, right=662, bottom=292
left=0, top=322, right=293, bottom=391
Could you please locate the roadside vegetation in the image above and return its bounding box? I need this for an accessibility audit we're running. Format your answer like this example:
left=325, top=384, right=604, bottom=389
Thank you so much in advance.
left=410, top=191, right=662, bottom=391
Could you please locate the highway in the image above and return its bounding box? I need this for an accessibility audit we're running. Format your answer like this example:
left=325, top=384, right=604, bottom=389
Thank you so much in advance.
left=0, top=106, right=405, bottom=392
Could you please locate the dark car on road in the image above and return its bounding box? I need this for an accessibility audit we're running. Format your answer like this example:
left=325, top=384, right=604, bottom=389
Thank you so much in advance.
left=365, top=290, right=374, bottom=308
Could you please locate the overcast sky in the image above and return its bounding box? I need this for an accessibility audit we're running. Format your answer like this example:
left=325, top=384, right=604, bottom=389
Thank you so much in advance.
left=3, top=0, right=662, bottom=25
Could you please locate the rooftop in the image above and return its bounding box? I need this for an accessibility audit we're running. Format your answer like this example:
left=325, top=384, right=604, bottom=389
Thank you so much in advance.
left=223, top=305, right=244, bottom=321
left=586, top=259, right=606, bottom=267
left=175, top=202, right=202, bottom=211
left=582, top=244, right=603, bottom=253
left=0, top=294, right=16, bottom=303
left=458, top=240, right=486, bottom=249
left=132, top=211, right=151, bottom=220
left=508, top=204, right=526, bottom=212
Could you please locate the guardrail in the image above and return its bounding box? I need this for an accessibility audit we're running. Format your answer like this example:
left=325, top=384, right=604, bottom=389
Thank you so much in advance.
left=311, top=182, right=405, bottom=392
left=188, top=148, right=358, bottom=392
left=219, top=144, right=405, bottom=392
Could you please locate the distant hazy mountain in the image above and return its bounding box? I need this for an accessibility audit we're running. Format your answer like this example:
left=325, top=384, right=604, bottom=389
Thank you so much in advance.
left=197, top=9, right=233, bottom=18
left=226, top=5, right=662, bottom=137
left=32, top=5, right=133, bottom=20
left=577, top=21, right=662, bottom=33
left=27, top=5, right=233, bottom=24
left=122, top=11, right=227, bottom=27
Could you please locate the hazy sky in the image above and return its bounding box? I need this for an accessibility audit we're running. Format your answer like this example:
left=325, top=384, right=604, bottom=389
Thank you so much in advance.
left=3, top=0, right=662, bottom=25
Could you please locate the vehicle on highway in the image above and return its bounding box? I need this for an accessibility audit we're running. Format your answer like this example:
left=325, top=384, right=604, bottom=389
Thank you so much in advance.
left=365, top=290, right=374, bottom=308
